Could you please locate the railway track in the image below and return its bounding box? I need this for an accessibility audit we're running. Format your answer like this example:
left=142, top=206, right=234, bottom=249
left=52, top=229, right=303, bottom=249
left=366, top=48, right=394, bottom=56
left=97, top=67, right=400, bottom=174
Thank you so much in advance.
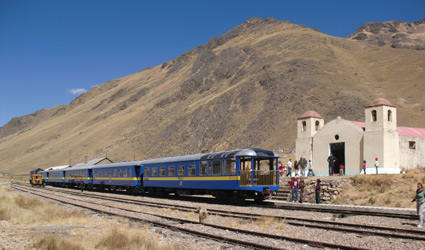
left=18, top=183, right=425, bottom=241
left=11, top=183, right=425, bottom=247
left=271, top=188, right=417, bottom=220
left=9, top=183, right=374, bottom=249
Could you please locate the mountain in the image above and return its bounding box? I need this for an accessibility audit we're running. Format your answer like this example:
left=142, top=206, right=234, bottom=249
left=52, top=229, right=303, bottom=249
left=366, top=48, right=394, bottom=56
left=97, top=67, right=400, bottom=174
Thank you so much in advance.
left=348, top=18, right=425, bottom=50
left=1, top=17, right=425, bottom=174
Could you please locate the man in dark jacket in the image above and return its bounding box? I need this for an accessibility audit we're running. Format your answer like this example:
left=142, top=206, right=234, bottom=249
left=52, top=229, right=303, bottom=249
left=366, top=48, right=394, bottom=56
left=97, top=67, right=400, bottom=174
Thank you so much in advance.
left=327, top=153, right=336, bottom=176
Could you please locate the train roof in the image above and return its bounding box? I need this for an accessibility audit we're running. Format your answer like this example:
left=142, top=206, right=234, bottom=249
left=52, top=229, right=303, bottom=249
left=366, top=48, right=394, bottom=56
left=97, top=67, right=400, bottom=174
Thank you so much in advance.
left=45, top=165, right=70, bottom=171
left=72, top=157, right=112, bottom=168
left=139, top=148, right=278, bottom=165
left=90, top=161, right=145, bottom=169
left=53, top=148, right=277, bottom=171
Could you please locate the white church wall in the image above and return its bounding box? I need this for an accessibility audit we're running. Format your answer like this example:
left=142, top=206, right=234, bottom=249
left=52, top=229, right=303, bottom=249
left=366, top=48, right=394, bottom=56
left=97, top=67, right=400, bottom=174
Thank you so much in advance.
left=399, top=136, right=425, bottom=170
left=312, top=118, right=364, bottom=176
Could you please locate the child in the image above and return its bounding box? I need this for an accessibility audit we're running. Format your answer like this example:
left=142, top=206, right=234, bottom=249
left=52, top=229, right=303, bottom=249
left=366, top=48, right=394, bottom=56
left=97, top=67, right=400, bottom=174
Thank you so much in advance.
left=339, top=163, right=345, bottom=176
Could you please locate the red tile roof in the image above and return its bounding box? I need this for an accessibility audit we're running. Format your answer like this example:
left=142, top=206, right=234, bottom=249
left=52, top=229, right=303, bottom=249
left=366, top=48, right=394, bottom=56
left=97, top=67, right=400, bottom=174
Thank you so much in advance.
left=368, top=98, right=394, bottom=107
left=298, top=110, right=322, bottom=119
left=351, top=121, right=425, bottom=138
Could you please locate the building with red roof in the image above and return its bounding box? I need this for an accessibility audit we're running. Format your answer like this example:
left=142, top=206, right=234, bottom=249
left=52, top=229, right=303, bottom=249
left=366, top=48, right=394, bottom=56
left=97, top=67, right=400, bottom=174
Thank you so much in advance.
left=296, top=98, right=424, bottom=176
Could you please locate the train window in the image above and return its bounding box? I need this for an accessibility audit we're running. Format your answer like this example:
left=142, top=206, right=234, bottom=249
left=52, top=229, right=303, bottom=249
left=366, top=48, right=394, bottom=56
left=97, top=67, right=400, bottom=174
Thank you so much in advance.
left=109, top=170, right=112, bottom=177
left=123, top=169, right=127, bottom=177
left=225, top=159, right=236, bottom=175
left=118, top=169, right=122, bottom=177
left=188, top=165, right=196, bottom=176
left=145, top=167, right=150, bottom=177
left=212, top=160, right=221, bottom=175
left=168, top=166, right=175, bottom=176
left=200, top=161, right=207, bottom=176
left=177, top=166, right=185, bottom=176
left=152, top=167, right=158, bottom=176
left=241, top=157, right=252, bottom=171
left=159, top=167, right=166, bottom=176
left=113, top=169, right=117, bottom=177
left=255, top=158, right=273, bottom=172
left=129, top=169, right=133, bottom=176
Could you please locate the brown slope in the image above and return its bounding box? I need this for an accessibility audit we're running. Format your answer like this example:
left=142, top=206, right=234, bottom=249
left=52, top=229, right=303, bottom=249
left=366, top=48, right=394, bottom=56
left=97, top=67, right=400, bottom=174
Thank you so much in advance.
left=1, top=17, right=425, bottom=174
left=348, top=18, right=425, bottom=50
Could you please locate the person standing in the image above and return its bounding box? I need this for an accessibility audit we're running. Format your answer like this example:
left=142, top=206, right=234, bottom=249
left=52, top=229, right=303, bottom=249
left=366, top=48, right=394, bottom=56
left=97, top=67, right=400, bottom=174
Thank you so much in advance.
left=307, top=160, right=315, bottom=176
left=327, top=153, right=336, bottom=176
left=374, top=158, right=379, bottom=174
left=299, top=177, right=305, bottom=203
left=315, top=179, right=321, bottom=204
left=412, top=182, right=425, bottom=228
left=294, top=160, right=299, bottom=176
left=299, top=157, right=306, bottom=177
left=278, top=161, right=284, bottom=178
left=303, top=157, right=307, bottom=176
left=339, top=163, right=345, bottom=176
left=362, top=160, right=367, bottom=174
left=286, top=159, right=293, bottom=177
left=290, top=176, right=299, bottom=202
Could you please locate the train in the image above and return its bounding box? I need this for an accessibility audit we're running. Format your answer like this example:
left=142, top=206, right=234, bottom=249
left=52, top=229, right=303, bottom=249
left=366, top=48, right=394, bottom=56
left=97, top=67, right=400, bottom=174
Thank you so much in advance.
left=33, top=148, right=280, bottom=201
left=29, top=168, right=45, bottom=187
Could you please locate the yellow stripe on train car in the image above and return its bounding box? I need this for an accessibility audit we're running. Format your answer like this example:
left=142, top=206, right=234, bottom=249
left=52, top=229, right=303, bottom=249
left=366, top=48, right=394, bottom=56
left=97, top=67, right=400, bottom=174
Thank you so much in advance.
left=144, top=176, right=240, bottom=181
left=93, top=177, right=141, bottom=181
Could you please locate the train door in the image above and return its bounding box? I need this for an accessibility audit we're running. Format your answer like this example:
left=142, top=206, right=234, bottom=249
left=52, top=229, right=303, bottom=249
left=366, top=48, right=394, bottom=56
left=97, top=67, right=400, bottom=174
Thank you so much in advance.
left=239, top=157, right=252, bottom=186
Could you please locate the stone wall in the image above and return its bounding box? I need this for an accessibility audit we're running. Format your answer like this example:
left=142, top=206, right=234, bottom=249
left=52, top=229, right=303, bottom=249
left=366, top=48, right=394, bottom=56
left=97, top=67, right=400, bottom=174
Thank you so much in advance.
left=281, top=178, right=347, bottom=204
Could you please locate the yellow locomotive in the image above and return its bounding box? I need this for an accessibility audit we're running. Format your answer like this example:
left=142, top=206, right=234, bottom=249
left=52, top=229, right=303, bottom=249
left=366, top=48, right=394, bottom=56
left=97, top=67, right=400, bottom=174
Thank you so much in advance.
left=30, top=168, right=45, bottom=187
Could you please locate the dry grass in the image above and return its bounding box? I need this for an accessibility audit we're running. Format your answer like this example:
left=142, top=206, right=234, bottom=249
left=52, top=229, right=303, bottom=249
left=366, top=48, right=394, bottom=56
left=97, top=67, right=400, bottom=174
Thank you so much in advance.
left=334, top=169, right=425, bottom=208
left=0, top=184, right=183, bottom=250
left=33, top=235, right=84, bottom=250
left=95, top=226, right=180, bottom=250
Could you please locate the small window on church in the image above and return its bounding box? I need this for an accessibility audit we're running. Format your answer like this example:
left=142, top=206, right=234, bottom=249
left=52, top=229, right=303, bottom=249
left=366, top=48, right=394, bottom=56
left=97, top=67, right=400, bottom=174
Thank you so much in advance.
left=388, top=110, right=392, bottom=122
left=409, top=141, right=416, bottom=150
left=315, top=120, right=320, bottom=131
left=371, top=110, right=377, bottom=122
left=302, top=121, right=306, bottom=132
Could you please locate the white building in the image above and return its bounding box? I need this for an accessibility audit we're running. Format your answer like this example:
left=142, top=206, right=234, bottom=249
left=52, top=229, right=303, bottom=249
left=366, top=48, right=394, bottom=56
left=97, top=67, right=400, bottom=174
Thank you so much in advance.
left=295, top=98, right=425, bottom=176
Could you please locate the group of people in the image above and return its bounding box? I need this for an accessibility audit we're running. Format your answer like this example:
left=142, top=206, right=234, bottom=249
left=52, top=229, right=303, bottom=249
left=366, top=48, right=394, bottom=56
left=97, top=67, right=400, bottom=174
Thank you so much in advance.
left=289, top=176, right=321, bottom=204
left=279, top=154, right=382, bottom=177
left=279, top=157, right=315, bottom=178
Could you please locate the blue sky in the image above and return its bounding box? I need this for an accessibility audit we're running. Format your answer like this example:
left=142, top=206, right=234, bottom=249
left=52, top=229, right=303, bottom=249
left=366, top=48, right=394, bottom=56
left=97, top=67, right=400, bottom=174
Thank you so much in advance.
left=0, top=0, right=424, bottom=127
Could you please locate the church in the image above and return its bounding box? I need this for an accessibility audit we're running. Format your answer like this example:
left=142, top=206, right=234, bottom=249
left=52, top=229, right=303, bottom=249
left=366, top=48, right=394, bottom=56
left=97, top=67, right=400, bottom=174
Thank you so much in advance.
left=295, top=98, right=425, bottom=176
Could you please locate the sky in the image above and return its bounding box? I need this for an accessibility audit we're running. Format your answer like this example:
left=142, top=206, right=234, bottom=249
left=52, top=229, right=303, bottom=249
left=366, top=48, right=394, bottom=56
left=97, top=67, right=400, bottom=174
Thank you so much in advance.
left=0, top=0, right=424, bottom=127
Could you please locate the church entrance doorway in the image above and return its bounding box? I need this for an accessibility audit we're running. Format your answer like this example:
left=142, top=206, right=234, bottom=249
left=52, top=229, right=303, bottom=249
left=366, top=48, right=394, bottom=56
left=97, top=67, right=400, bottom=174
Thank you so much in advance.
left=330, top=142, right=345, bottom=175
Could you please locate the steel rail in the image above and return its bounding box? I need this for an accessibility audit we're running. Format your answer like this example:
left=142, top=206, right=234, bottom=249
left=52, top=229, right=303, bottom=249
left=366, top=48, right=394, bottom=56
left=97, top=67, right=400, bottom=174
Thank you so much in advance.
left=19, top=183, right=423, bottom=240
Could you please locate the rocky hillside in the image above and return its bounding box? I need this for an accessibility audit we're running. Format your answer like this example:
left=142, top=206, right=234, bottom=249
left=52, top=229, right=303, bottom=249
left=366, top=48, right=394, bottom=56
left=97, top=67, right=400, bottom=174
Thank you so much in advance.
left=348, top=18, right=425, bottom=50
left=1, top=17, right=425, bottom=174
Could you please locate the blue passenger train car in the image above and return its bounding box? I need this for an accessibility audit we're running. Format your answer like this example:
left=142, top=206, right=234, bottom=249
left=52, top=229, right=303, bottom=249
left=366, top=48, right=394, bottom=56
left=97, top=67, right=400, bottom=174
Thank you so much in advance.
left=141, top=148, right=279, bottom=201
left=46, top=169, right=66, bottom=186
left=91, top=161, right=143, bottom=192
left=64, top=166, right=93, bottom=187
